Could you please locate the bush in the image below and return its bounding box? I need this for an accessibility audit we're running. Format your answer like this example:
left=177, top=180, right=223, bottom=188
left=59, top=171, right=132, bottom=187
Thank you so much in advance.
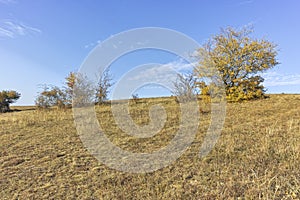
left=0, top=90, right=21, bottom=113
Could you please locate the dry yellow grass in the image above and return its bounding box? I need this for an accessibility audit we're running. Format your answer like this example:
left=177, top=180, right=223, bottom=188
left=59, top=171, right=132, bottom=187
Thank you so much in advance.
left=0, top=94, right=299, bottom=199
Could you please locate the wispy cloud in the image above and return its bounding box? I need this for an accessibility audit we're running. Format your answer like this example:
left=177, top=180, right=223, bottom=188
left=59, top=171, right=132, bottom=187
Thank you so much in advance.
left=128, top=59, right=196, bottom=82
left=112, top=59, right=197, bottom=99
left=128, top=59, right=300, bottom=88
left=0, top=19, right=41, bottom=38
left=162, top=59, right=197, bottom=72
left=0, top=0, right=16, bottom=4
left=229, top=0, right=254, bottom=7
left=238, top=0, right=253, bottom=6
left=127, top=64, right=176, bottom=83
left=84, top=40, right=101, bottom=49
left=112, top=64, right=176, bottom=99
left=262, top=71, right=300, bottom=87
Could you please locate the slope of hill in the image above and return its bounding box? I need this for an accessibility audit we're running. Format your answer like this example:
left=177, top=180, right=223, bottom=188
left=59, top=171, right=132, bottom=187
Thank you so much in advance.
left=1, top=94, right=299, bottom=199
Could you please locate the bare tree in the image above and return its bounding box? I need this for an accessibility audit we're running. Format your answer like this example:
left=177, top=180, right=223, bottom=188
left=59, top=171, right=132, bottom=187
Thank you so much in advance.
left=64, top=72, right=95, bottom=107
left=95, top=67, right=114, bottom=104
left=172, top=72, right=198, bottom=102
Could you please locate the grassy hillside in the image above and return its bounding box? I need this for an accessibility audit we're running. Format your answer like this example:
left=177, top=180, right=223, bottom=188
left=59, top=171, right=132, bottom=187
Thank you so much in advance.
left=1, top=94, right=299, bottom=199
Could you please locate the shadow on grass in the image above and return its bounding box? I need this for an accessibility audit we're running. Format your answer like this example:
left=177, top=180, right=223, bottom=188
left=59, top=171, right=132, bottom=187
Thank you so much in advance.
left=6, top=107, right=37, bottom=113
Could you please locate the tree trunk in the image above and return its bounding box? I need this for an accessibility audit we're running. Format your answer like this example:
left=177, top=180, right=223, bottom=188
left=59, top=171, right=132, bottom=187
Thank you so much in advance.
left=0, top=102, right=10, bottom=113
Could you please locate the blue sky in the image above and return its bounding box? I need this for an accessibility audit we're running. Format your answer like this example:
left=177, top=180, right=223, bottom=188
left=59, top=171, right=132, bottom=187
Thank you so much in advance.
left=0, top=0, right=299, bottom=105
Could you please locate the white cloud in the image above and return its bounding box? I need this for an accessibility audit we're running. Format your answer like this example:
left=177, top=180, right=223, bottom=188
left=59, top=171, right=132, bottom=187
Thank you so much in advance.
left=112, top=59, right=198, bottom=99
left=127, top=64, right=175, bottom=83
left=238, top=0, right=253, bottom=5
left=162, top=59, right=197, bottom=71
left=127, top=60, right=300, bottom=89
left=115, top=59, right=197, bottom=98
left=127, top=59, right=196, bottom=83
left=84, top=40, right=102, bottom=49
left=0, top=27, right=14, bottom=38
left=228, top=0, right=254, bottom=8
left=0, top=0, right=16, bottom=4
left=0, top=19, right=41, bottom=38
left=262, top=71, right=300, bottom=87
left=112, top=63, right=177, bottom=99
left=84, top=43, right=93, bottom=49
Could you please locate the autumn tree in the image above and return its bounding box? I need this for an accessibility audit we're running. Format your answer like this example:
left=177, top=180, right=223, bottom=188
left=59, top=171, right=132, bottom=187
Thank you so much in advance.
left=194, top=26, right=279, bottom=101
left=35, top=85, right=67, bottom=109
left=64, top=72, right=77, bottom=105
left=0, top=90, right=21, bottom=112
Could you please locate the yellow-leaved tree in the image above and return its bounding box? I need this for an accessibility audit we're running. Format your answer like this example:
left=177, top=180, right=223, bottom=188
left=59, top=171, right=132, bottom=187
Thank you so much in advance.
left=194, top=26, right=279, bottom=102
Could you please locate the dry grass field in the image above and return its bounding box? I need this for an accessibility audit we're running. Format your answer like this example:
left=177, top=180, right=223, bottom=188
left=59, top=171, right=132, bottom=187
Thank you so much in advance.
left=0, top=94, right=299, bottom=199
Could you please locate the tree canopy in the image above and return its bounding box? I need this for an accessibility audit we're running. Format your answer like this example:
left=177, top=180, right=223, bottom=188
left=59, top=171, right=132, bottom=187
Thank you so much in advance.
left=0, top=90, right=21, bottom=112
left=35, top=85, right=67, bottom=109
left=194, top=26, right=279, bottom=101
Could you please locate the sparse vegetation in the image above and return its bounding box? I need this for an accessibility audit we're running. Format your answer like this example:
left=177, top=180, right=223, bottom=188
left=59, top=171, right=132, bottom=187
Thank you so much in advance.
left=36, top=68, right=114, bottom=109
left=1, top=94, right=299, bottom=199
left=35, top=85, right=67, bottom=109
left=172, top=72, right=198, bottom=102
